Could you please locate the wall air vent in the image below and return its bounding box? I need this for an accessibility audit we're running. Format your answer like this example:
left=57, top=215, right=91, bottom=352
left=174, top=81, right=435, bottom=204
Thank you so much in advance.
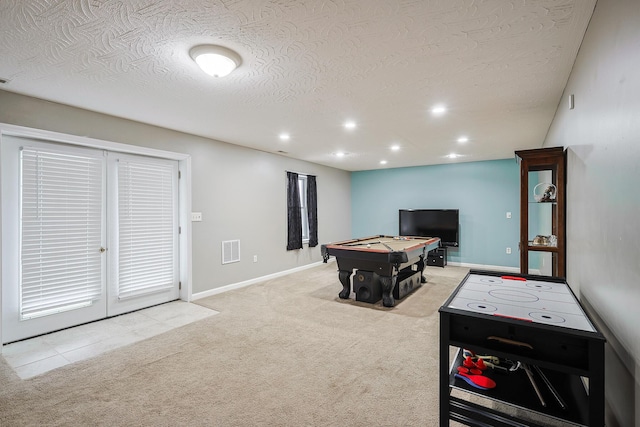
left=222, top=240, right=240, bottom=264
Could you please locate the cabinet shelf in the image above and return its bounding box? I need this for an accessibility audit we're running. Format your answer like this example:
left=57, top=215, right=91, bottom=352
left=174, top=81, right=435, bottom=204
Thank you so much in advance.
left=527, top=245, right=558, bottom=252
left=448, top=349, right=590, bottom=426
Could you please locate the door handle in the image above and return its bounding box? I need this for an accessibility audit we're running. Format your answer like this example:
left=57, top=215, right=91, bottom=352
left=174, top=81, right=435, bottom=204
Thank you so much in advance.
left=100, top=247, right=107, bottom=253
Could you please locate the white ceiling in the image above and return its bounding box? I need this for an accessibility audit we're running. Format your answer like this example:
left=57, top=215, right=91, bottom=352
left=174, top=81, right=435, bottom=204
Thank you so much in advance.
left=0, top=0, right=596, bottom=171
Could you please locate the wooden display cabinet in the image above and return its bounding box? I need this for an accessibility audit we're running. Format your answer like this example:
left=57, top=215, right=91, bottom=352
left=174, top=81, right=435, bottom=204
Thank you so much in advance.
left=515, top=147, right=566, bottom=277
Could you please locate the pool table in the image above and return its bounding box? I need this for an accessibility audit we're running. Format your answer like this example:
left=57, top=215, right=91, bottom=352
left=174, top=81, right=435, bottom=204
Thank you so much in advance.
left=321, top=235, right=441, bottom=307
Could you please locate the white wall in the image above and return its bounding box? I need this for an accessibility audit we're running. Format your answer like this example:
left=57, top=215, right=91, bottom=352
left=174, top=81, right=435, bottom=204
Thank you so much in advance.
left=0, top=90, right=351, bottom=294
left=544, top=0, right=640, bottom=425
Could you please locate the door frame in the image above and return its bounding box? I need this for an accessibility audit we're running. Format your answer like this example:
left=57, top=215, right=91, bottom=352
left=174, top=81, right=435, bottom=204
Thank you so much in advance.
left=0, top=123, right=193, bottom=348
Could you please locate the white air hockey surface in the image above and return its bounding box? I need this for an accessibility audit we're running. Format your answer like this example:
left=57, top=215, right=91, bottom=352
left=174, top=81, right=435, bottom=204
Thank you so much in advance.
left=447, top=273, right=596, bottom=332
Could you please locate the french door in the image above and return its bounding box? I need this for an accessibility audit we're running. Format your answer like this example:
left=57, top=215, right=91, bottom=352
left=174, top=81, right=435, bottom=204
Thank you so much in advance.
left=107, top=152, right=179, bottom=316
left=1, top=136, right=179, bottom=343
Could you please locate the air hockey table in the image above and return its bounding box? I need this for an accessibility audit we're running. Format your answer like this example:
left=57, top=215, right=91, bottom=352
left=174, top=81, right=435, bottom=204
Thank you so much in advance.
left=321, top=235, right=441, bottom=307
left=439, top=270, right=605, bottom=426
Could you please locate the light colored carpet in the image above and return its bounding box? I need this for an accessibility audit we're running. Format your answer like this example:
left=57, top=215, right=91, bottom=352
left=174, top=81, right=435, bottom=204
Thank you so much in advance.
left=0, top=263, right=554, bottom=426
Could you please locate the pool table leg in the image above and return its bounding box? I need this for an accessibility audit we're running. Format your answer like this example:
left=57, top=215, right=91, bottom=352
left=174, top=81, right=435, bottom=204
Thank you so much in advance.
left=418, top=255, right=427, bottom=283
left=380, top=275, right=397, bottom=307
left=337, top=270, right=352, bottom=299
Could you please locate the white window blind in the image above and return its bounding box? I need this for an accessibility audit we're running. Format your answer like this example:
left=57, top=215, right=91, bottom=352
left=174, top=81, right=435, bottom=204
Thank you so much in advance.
left=20, top=147, right=104, bottom=319
left=117, top=159, right=176, bottom=300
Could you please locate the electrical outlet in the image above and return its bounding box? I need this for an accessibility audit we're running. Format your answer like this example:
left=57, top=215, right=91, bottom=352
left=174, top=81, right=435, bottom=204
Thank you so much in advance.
left=253, top=255, right=258, bottom=263
left=506, top=247, right=512, bottom=254
left=506, top=212, right=512, bottom=219
left=191, top=212, right=202, bottom=222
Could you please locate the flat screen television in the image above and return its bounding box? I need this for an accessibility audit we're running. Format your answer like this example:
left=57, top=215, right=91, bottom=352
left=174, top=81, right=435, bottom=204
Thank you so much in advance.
left=399, top=209, right=459, bottom=247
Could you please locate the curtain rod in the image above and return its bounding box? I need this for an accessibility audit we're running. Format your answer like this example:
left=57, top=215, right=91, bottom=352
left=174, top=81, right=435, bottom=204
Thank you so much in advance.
left=286, top=170, right=316, bottom=177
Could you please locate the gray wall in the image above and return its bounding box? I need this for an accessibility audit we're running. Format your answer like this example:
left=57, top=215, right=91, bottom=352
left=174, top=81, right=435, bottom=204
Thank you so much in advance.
left=0, top=90, right=351, bottom=294
left=544, top=0, right=640, bottom=425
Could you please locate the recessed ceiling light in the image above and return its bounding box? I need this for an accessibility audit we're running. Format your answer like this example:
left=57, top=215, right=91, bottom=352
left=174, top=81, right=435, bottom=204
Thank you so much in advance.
left=431, top=105, right=447, bottom=116
left=446, top=153, right=460, bottom=159
left=457, top=136, right=469, bottom=143
left=334, top=151, right=346, bottom=158
left=390, top=145, right=400, bottom=151
left=190, top=45, right=242, bottom=78
left=344, top=121, right=357, bottom=130
left=279, top=133, right=290, bottom=141
left=380, top=160, right=388, bottom=165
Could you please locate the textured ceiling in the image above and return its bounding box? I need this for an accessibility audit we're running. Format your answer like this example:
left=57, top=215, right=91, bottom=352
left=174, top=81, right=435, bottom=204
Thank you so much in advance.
left=0, top=0, right=596, bottom=171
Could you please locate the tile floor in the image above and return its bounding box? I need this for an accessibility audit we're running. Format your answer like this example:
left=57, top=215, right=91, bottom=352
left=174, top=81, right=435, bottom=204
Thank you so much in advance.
left=1, top=301, right=218, bottom=379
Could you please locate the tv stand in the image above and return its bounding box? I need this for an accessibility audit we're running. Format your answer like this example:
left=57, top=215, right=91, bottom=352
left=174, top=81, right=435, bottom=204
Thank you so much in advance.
left=428, top=246, right=447, bottom=267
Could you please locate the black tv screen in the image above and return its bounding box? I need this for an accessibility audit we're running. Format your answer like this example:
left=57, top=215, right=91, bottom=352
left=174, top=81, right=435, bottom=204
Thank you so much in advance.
left=399, top=209, right=459, bottom=247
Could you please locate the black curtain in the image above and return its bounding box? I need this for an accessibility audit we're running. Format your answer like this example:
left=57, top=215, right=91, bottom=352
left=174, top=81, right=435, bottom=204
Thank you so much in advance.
left=307, top=175, right=318, bottom=247
left=286, top=171, right=303, bottom=250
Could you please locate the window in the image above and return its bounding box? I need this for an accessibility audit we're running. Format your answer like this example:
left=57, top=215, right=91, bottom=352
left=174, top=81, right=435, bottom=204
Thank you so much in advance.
left=286, top=171, right=317, bottom=250
left=298, top=175, right=309, bottom=241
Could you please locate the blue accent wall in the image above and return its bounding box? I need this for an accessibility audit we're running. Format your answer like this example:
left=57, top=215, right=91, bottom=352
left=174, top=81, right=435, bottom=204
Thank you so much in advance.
left=351, top=159, right=520, bottom=268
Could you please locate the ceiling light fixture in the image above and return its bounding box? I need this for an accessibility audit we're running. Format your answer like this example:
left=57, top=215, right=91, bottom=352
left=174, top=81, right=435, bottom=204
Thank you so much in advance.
left=457, top=136, right=469, bottom=143
left=334, top=151, right=346, bottom=158
left=390, top=145, right=400, bottom=151
left=190, top=45, right=242, bottom=78
left=446, top=153, right=460, bottom=159
left=380, top=160, right=388, bottom=165
left=344, top=121, right=357, bottom=130
left=279, top=133, right=290, bottom=141
left=431, top=105, right=447, bottom=116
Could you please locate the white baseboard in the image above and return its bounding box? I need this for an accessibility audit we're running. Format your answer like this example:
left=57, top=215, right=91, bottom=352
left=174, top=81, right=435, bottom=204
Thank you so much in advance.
left=446, top=262, right=540, bottom=275
left=445, top=262, right=519, bottom=273
left=193, top=259, right=534, bottom=301
left=191, top=259, right=333, bottom=301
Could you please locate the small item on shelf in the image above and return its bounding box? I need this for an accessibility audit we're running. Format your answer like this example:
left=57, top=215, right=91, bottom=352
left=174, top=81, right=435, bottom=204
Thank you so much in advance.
left=484, top=360, right=510, bottom=373
left=461, top=349, right=507, bottom=372
left=462, top=349, right=500, bottom=364
left=457, top=366, right=482, bottom=375
left=533, top=182, right=557, bottom=202
left=533, top=365, right=567, bottom=410
left=521, top=362, right=546, bottom=407
left=463, top=355, right=475, bottom=368
left=530, top=235, right=558, bottom=247
left=455, top=371, right=497, bottom=389
left=463, top=355, right=488, bottom=370
left=475, top=358, right=487, bottom=370
left=532, top=235, right=550, bottom=246
left=455, top=350, right=499, bottom=390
